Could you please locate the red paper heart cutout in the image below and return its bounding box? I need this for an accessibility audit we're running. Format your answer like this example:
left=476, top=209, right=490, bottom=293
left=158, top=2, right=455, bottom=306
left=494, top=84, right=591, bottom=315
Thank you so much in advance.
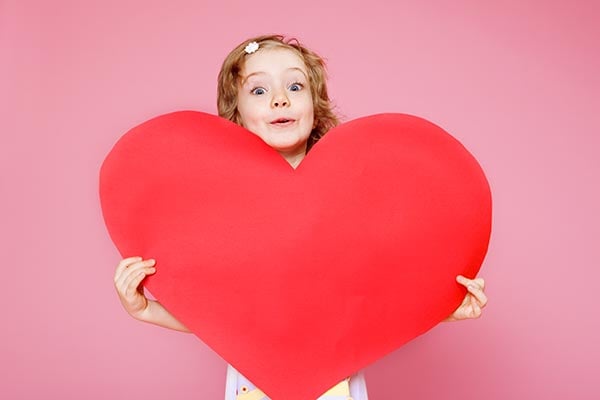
left=100, top=111, right=491, bottom=400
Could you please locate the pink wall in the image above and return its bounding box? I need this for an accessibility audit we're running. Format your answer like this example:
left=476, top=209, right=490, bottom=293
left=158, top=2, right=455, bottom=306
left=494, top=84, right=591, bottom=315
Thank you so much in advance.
left=1, top=0, right=598, bottom=399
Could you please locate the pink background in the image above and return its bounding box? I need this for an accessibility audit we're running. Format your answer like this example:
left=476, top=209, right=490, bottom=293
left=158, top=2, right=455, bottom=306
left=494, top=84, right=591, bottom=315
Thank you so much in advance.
left=1, top=0, right=599, bottom=399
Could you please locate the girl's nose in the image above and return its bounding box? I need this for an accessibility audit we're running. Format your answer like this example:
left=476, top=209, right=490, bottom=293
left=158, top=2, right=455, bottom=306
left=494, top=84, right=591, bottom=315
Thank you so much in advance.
left=271, top=92, right=289, bottom=108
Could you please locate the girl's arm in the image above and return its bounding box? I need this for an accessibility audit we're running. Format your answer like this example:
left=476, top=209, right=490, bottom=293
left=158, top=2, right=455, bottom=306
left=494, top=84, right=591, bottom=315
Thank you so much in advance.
left=444, top=275, right=487, bottom=322
left=114, top=256, right=191, bottom=333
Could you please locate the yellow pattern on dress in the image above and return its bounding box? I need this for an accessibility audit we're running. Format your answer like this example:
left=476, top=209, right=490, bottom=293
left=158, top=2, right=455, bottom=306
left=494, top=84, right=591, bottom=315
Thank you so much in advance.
left=236, top=377, right=351, bottom=400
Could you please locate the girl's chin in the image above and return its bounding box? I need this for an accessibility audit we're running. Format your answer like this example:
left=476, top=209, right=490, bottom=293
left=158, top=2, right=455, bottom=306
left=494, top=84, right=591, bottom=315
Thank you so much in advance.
left=264, top=136, right=308, bottom=153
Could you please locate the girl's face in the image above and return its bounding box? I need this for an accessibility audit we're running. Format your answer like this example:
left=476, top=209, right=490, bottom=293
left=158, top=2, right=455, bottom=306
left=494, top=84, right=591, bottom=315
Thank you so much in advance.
left=237, top=48, right=314, bottom=161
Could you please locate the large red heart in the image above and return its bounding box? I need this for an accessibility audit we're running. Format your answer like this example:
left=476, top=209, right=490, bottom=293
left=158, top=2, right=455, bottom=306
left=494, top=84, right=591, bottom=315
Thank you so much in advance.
left=99, top=111, right=491, bottom=400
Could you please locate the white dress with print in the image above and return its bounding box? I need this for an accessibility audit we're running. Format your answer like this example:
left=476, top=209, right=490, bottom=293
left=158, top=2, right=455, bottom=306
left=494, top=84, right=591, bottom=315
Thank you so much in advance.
left=224, top=364, right=368, bottom=400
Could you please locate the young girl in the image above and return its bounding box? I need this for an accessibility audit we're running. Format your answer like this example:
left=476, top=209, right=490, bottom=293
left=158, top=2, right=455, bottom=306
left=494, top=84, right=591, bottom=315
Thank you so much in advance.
left=113, top=34, right=488, bottom=400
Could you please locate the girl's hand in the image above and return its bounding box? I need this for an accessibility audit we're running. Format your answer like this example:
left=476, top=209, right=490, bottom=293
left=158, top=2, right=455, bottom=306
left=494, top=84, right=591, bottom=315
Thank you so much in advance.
left=444, top=275, right=487, bottom=322
left=113, top=256, right=156, bottom=320
left=113, top=257, right=190, bottom=332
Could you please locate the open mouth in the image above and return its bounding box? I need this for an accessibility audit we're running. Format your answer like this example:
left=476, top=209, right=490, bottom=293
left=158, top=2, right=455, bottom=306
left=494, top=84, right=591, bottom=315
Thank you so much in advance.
left=271, top=118, right=296, bottom=125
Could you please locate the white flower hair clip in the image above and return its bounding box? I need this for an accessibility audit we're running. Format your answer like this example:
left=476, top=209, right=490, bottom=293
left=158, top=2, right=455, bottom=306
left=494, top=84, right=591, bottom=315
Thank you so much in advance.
left=244, top=41, right=259, bottom=54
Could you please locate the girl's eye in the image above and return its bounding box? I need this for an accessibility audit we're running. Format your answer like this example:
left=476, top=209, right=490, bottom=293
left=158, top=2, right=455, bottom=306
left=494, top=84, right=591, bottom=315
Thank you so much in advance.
left=251, top=87, right=266, bottom=95
left=289, top=82, right=303, bottom=92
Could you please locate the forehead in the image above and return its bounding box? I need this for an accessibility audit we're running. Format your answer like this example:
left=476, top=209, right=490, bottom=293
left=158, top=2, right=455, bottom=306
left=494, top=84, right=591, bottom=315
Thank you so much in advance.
left=241, top=48, right=308, bottom=76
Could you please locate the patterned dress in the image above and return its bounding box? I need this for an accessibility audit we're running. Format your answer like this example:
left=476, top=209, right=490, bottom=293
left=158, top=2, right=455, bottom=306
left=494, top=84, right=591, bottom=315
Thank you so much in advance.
left=224, top=364, right=369, bottom=400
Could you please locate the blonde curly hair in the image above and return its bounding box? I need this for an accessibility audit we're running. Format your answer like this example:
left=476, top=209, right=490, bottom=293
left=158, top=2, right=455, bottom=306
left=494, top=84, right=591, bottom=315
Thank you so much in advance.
left=217, top=34, right=338, bottom=151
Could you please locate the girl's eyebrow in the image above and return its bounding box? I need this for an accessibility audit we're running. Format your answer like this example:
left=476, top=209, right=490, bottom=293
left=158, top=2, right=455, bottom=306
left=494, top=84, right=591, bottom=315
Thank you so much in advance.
left=241, top=72, right=265, bottom=86
left=241, top=68, right=308, bottom=86
left=285, top=67, right=308, bottom=79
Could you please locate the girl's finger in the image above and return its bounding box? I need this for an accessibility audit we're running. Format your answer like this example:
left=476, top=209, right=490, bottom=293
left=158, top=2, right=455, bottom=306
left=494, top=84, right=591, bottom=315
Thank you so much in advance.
left=456, top=275, right=486, bottom=291
left=115, top=259, right=155, bottom=287
left=456, top=275, right=471, bottom=286
left=128, top=265, right=156, bottom=284
left=467, top=284, right=488, bottom=307
left=470, top=295, right=482, bottom=318
left=474, top=277, right=485, bottom=290
left=124, top=270, right=147, bottom=298
left=115, top=256, right=143, bottom=279
left=119, top=266, right=155, bottom=296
